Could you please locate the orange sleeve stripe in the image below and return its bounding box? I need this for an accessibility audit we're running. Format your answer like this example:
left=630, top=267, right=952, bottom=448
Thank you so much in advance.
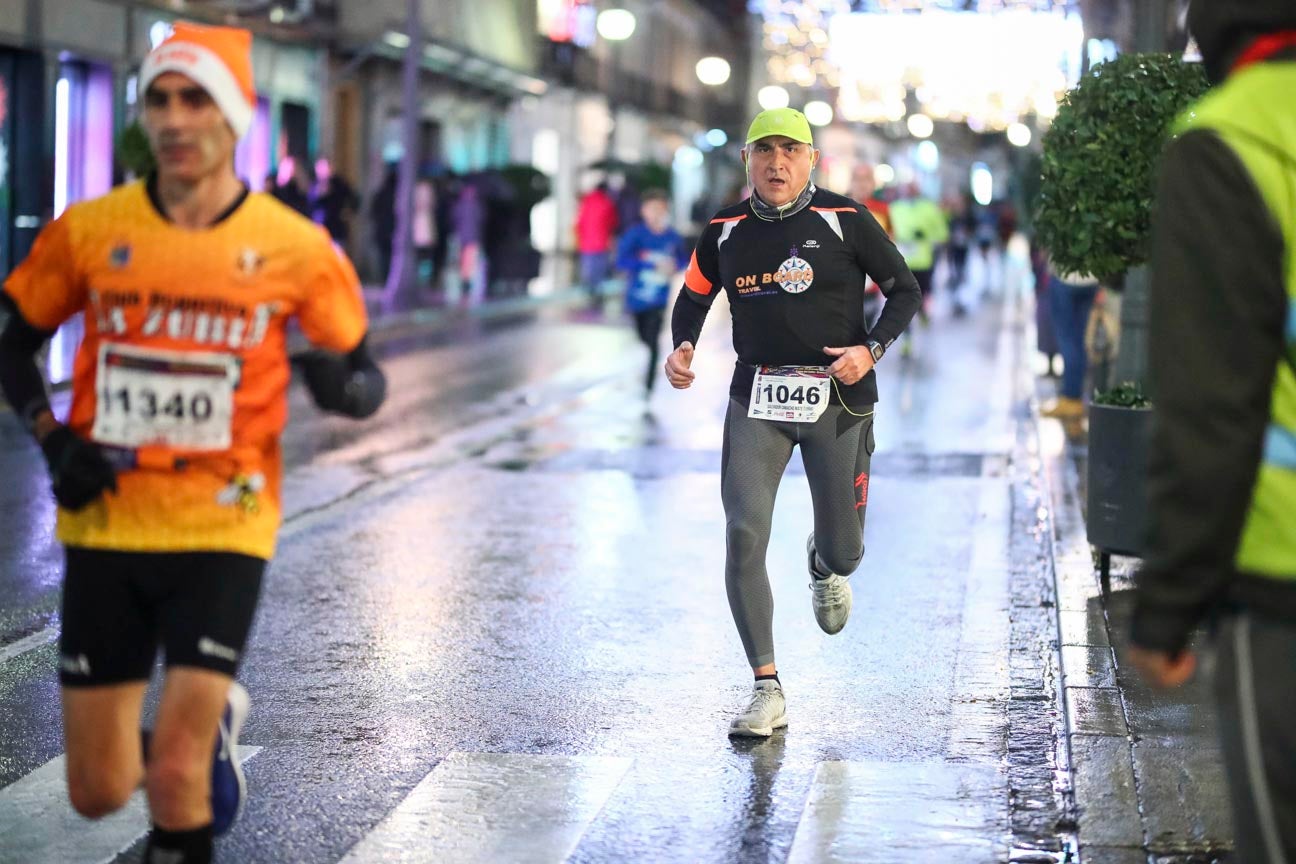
left=810, top=207, right=857, bottom=213
left=684, top=251, right=713, bottom=296
left=709, top=215, right=747, bottom=224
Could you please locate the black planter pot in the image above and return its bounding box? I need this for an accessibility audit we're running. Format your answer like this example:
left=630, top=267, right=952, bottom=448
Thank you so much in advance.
left=1087, top=403, right=1152, bottom=557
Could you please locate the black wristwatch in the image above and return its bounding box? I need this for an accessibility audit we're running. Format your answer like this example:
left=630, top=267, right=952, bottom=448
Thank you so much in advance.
left=865, top=340, right=885, bottom=363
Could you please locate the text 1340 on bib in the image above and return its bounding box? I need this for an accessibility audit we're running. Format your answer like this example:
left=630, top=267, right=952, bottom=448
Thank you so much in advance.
left=92, top=343, right=239, bottom=451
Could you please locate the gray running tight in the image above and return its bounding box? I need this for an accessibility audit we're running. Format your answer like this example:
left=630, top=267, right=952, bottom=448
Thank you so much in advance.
left=1215, top=612, right=1296, bottom=864
left=721, top=398, right=875, bottom=667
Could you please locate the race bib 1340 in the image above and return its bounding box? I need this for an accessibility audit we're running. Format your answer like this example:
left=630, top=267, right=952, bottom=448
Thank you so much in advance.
left=92, top=343, right=239, bottom=451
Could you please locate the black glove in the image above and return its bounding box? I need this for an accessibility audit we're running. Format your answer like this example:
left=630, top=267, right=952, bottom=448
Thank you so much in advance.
left=40, top=426, right=118, bottom=510
left=296, top=350, right=386, bottom=419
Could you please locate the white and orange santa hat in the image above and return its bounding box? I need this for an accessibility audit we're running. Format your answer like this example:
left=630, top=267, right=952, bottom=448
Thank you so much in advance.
left=138, top=22, right=256, bottom=138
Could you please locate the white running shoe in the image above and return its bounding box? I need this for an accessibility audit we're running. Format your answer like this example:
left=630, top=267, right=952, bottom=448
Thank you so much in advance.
left=728, top=680, right=787, bottom=738
left=807, top=533, right=853, bottom=635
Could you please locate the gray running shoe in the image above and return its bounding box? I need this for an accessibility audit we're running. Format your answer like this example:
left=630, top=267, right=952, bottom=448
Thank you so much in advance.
left=807, top=532, right=852, bottom=635
left=728, top=680, right=787, bottom=738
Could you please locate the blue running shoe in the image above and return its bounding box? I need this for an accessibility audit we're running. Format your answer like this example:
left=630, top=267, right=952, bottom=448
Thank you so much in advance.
left=211, top=681, right=250, bottom=836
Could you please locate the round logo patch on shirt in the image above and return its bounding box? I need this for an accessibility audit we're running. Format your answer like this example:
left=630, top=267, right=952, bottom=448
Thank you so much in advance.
left=775, top=246, right=814, bottom=294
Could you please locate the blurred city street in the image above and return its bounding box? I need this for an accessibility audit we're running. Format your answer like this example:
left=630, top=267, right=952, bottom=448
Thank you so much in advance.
left=1, top=278, right=1075, bottom=863
left=0, top=0, right=1253, bottom=862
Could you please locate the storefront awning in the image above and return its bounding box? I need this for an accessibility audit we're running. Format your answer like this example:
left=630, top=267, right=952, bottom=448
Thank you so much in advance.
left=351, top=29, right=548, bottom=97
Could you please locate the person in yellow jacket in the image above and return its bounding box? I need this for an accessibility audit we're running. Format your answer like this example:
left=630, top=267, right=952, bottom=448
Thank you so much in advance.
left=888, top=182, right=948, bottom=325
left=1129, top=2, right=1296, bottom=860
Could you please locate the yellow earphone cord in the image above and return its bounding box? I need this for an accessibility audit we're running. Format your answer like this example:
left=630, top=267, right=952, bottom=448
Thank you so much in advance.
left=830, top=376, right=874, bottom=419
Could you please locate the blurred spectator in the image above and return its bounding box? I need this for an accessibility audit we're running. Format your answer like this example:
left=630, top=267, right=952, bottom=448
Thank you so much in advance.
left=996, top=200, right=1018, bottom=247
left=688, top=182, right=746, bottom=248
left=412, top=177, right=437, bottom=292
left=574, top=182, right=619, bottom=305
left=970, top=202, right=1004, bottom=299
left=944, top=194, right=974, bottom=313
left=481, top=172, right=511, bottom=298
left=1030, top=239, right=1061, bottom=375
left=311, top=156, right=359, bottom=245
left=1041, top=259, right=1099, bottom=418
left=483, top=168, right=544, bottom=298
left=616, top=189, right=689, bottom=394
left=453, top=179, right=486, bottom=305
left=722, top=182, right=748, bottom=208
left=370, top=162, right=398, bottom=284
left=432, top=175, right=457, bottom=293
left=612, top=174, right=642, bottom=232
left=270, top=155, right=310, bottom=217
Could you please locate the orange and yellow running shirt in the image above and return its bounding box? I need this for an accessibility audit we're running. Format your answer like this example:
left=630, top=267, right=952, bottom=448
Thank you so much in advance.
left=2, top=181, right=368, bottom=559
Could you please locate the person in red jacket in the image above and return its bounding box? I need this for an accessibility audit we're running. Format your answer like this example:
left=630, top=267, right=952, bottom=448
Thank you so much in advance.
left=574, top=182, right=619, bottom=306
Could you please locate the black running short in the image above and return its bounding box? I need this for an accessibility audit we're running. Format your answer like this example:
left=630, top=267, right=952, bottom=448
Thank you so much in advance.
left=59, top=547, right=265, bottom=687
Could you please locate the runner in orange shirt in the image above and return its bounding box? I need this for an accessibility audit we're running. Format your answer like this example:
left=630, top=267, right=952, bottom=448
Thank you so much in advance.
left=0, top=23, right=384, bottom=863
left=850, top=162, right=891, bottom=235
left=850, top=163, right=892, bottom=327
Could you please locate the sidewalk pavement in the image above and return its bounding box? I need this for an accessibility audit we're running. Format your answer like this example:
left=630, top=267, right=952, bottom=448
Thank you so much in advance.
left=1036, top=377, right=1234, bottom=863
left=294, top=250, right=602, bottom=353
left=357, top=284, right=589, bottom=343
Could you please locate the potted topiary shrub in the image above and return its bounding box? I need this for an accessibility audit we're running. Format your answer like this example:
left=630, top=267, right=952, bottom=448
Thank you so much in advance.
left=1036, top=52, right=1208, bottom=297
left=1034, top=52, right=1208, bottom=571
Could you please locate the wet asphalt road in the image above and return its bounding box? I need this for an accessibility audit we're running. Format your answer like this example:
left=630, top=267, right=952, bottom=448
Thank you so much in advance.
left=0, top=290, right=1069, bottom=863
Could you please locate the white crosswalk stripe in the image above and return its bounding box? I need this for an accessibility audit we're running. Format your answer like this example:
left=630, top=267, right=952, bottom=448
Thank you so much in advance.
left=0, top=746, right=260, bottom=864
left=337, top=752, right=632, bottom=864
left=0, top=752, right=1017, bottom=862
left=786, top=760, right=1008, bottom=864
left=0, top=625, right=58, bottom=666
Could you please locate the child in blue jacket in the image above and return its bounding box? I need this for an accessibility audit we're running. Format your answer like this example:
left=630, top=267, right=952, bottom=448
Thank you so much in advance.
left=616, top=189, right=690, bottom=393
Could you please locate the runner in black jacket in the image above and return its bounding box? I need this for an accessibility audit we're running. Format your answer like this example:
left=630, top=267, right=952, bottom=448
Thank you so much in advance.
left=665, top=107, right=920, bottom=737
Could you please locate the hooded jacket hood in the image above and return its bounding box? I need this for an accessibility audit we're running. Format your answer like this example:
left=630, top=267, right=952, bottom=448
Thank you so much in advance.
left=1189, top=0, right=1296, bottom=83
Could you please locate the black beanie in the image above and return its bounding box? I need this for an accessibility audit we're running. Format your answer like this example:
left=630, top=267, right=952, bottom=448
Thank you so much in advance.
left=1188, top=0, right=1296, bottom=82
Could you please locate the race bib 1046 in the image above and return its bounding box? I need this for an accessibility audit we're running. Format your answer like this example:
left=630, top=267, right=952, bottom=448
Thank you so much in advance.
left=92, top=343, right=239, bottom=451
left=748, top=365, right=832, bottom=423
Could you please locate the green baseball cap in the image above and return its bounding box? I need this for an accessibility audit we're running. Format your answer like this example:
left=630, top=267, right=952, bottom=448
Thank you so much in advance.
left=745, top=107, right=814, bottom=145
